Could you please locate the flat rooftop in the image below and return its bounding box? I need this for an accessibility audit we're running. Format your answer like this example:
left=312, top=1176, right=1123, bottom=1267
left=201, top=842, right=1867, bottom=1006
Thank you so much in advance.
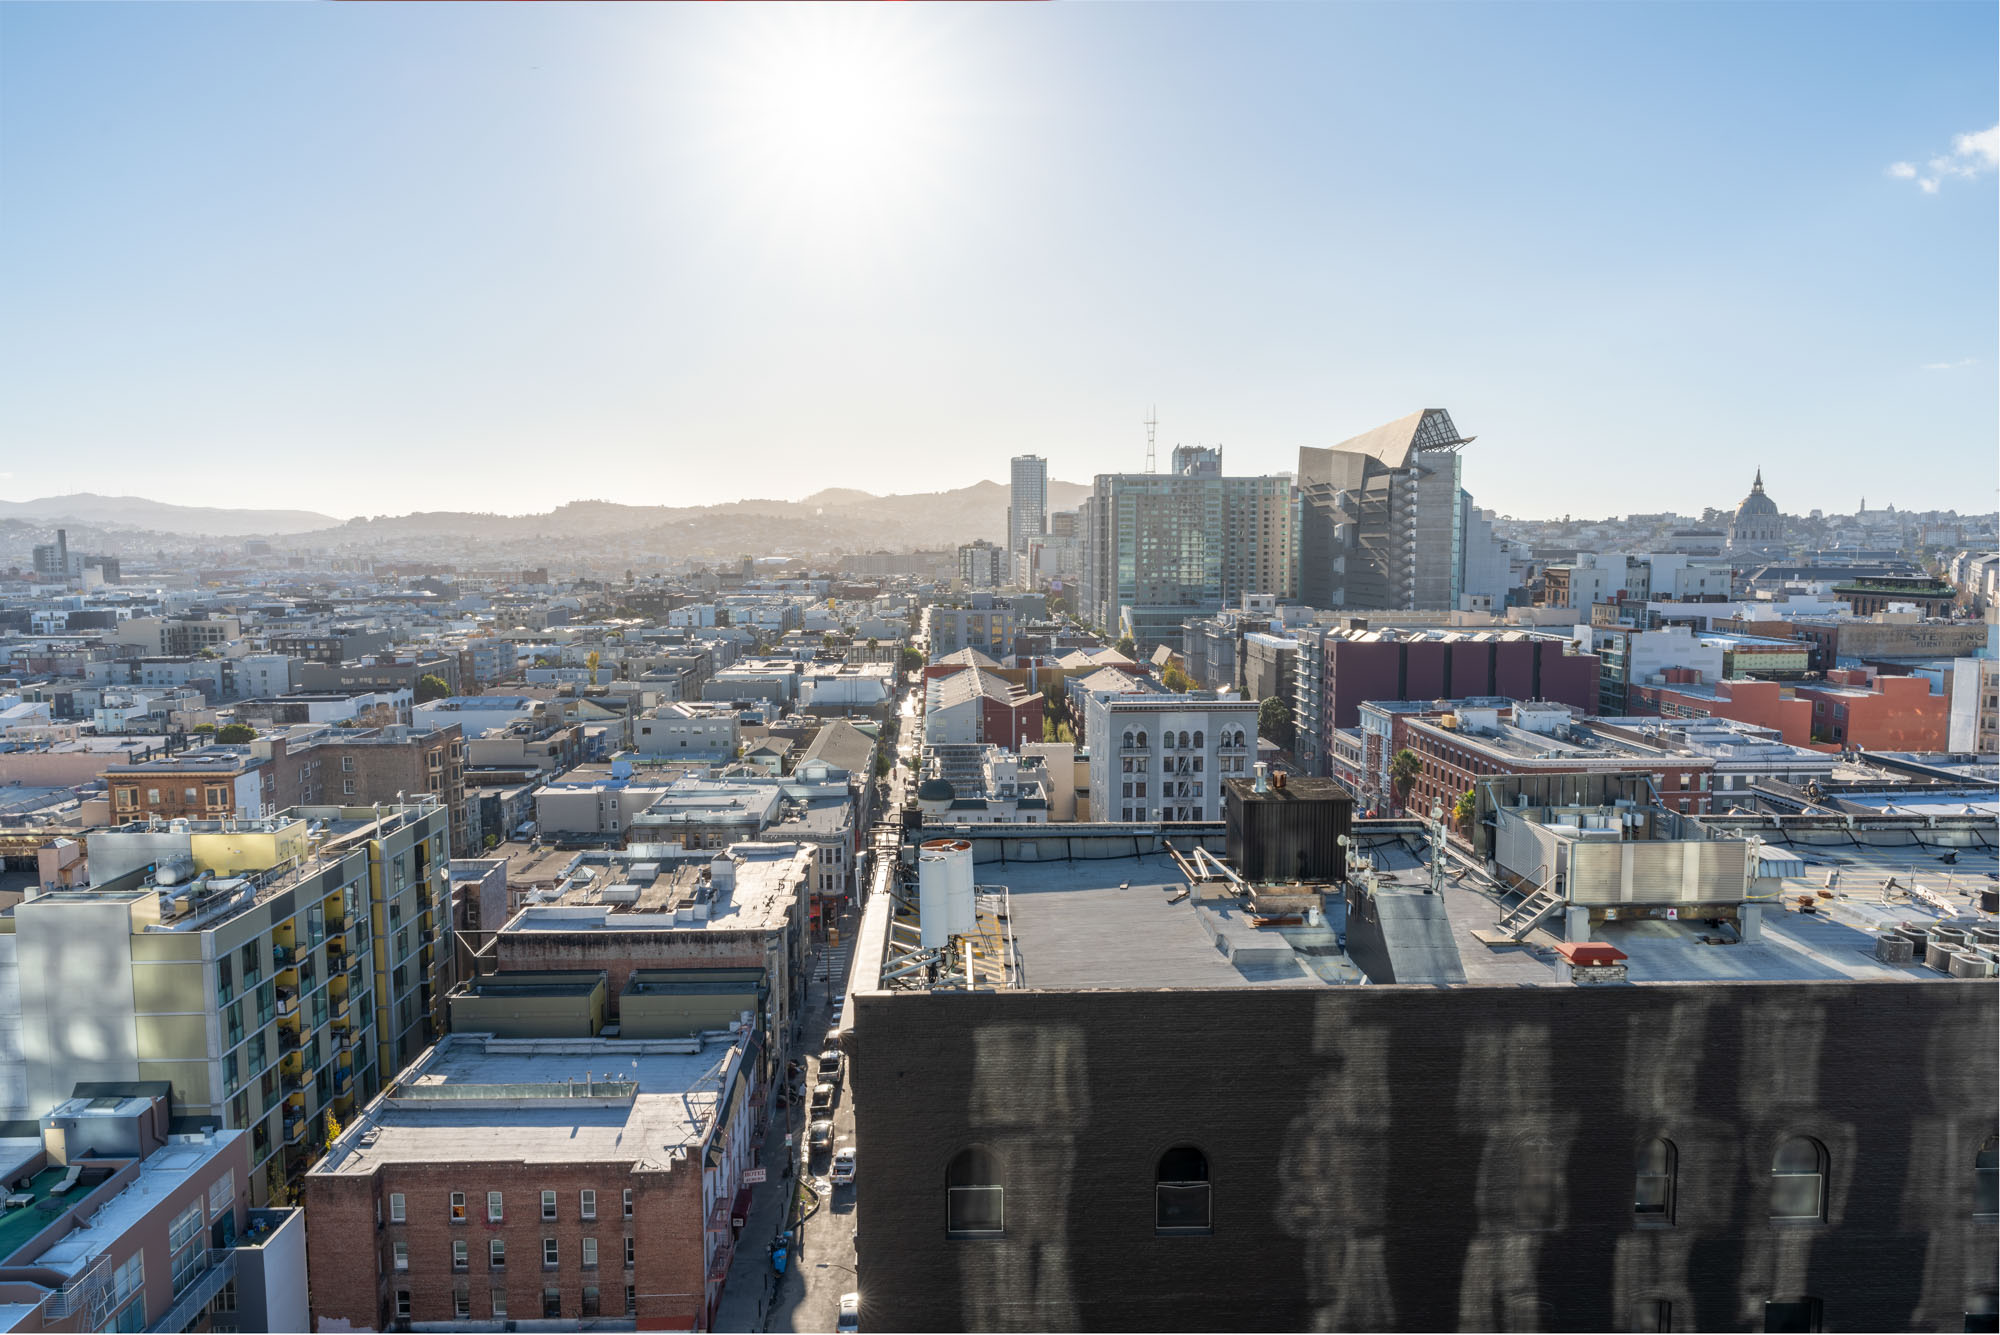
left=506, top=844, right=810, bottom=934
left=993, top=854, right=1333, bottom=990
left=21, top=1132, right=244, bottom=1277
left=312, top=1034, right=739, bottom=1176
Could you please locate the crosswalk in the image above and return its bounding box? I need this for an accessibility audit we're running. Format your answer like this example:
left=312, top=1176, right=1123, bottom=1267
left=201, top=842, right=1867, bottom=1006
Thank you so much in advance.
left=813, top=942, right=852, bottom=984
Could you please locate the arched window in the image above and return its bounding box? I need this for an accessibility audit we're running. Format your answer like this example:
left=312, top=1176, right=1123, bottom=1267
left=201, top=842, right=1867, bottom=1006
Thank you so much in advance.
left=1976, top=1133, right=1998, bottom=1218
left=1135, top=730, right=1148, bottom=749
left=1156, top=1146, right=1211, bottom=1233
left=1163, top=731, right=1175, bottom=750
left=1122, top=730, right=1134, bottom=749
left=1193, top=730, right=1204, bottom=748
left=1634, top=1138, right=1676, bottom=1222
left=946, top=1148, right=1004, bottom=1237
left=1178, top=731, right=1190, bottom=749
left=1770, top=1137, right=1826, bottom=1221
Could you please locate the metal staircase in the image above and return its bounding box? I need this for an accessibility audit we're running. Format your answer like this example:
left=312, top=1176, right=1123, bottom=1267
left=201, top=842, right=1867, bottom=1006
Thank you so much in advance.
left=1492, top=884, right=1564, bottom=942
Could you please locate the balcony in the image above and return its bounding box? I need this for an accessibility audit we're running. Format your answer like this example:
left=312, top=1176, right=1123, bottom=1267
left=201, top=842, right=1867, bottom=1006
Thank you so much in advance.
left=272, top=944, right=295, bottom=969
left=278, top=1027, right=300, bottom=1053
left=283, top=1114, right=307, bottom=1144
left=275, top=988, right=299, bottom=1019
left=330, top=993, right=350, bottom=1021
left=332, top=1068, right=352, bottom=1096
left=148, top=1249, right=237, bottom=1333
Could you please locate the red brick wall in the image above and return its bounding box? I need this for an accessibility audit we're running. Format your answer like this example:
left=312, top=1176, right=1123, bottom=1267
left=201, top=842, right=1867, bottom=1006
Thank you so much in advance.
left=306, top=1158, right=704, bottom=1330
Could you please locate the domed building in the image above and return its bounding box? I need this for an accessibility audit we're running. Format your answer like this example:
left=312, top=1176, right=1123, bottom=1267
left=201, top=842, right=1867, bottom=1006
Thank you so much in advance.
left=1727, top=469, right=1784, bottom=551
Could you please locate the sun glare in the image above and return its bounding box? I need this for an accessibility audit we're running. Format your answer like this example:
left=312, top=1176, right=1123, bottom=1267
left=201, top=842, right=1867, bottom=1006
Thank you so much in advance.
left=709, top=10, right=952, bottom=235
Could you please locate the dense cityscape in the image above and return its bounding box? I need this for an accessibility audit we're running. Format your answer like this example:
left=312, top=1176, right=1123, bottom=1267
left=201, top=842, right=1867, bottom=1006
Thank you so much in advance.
left=2, top=1, right=1996, bottom=1332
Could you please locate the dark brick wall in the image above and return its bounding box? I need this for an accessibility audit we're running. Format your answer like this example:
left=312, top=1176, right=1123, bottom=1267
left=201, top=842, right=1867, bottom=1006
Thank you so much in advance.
left=850, top=982, right=1997, bottom=1333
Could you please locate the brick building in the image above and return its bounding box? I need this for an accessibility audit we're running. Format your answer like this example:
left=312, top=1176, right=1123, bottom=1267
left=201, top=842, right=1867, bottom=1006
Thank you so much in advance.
left=1357, top=699, right=1718, bottom=818
left=105, top=744, right=276, bottom=822
left=922, top=668, right=1045, bottom=751
left=1793, top=669, right=1949, bottom=751
left=1293, top=628, right=1599, bottom=777
left=271, top=722, right=470, bottom=855
left=305, top=1032, right=755, bottom=1332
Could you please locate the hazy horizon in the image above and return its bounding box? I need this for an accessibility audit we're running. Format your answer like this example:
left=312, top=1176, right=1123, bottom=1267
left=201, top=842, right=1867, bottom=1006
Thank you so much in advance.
left=2, top=3, right=1994, bottom=520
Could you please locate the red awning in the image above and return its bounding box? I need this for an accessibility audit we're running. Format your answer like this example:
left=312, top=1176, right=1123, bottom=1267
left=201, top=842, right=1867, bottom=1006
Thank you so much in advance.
left=730, top=1186, right=754, bottom=1226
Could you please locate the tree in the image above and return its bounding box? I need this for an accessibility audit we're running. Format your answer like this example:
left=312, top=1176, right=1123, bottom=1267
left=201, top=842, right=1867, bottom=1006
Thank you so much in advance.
left=1453, top=788, right=1476, bottom=831
left=1258, top=696, right=1293, bottom=749
left=1114, top=635, right=1137, bottom=658
left=217, top=723, right=256, bottom=744
left=875, top=754, right=891, bottom=777
left=899, top=647, right=925, bottom=673
left=1390, top=748, right=1421, bottom=805
left=415, top=673, right=452, bottom=703
left=191, top=723, right=216, bottom=736
left=1041, top=681, right=1067, bottom=724
left=1161, top=664, right=1193, bottom=693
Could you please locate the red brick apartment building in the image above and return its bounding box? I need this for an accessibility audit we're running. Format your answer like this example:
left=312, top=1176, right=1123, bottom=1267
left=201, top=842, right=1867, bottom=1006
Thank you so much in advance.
left=1630, top=668, right=1948, bottom=751
left=305, top=1032, right=755, bottom=1332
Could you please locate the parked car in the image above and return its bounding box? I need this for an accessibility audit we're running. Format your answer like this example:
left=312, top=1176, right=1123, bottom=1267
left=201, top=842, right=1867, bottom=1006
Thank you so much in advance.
left=837, top=1292, right=860, bottom=1333
left=831, top=1146, right=856, bottom=1185
left=808, top=1119, right=834, bottom=1150
left=817, top=1048, right=843, bottom=1076
left=810, top=1082, right=836, bottom=1113
left=825, top=1026, right=841, bottom=1050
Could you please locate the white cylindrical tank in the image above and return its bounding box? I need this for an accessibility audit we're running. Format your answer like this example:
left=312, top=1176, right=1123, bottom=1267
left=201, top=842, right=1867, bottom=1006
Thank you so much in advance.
left=919, top=838, right=976, bottom=947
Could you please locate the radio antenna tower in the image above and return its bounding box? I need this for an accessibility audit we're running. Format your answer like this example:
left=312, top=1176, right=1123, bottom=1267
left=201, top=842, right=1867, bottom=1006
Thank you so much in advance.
left=1144, top=407, right=1158, bottom=473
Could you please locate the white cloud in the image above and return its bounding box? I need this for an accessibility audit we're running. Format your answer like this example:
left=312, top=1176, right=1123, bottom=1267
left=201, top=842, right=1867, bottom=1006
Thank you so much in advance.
left=1922, top=358, right=1975, bottom=371
left=1892, top=122, right=2000, bottom=193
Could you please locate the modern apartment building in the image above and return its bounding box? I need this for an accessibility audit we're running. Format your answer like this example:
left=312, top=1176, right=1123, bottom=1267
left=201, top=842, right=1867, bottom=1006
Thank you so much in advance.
left=1009, top=454, right=1049, bottom=555
left=1079, top=450, right=1297, bottom=653
left=0, top=804, right=453, bottom=1206
left=0, top=1092, right=308, bottom=1334
left=1084, top=692, right=1260, bottom=823
left=304, top=1032, right=755, bottom=1333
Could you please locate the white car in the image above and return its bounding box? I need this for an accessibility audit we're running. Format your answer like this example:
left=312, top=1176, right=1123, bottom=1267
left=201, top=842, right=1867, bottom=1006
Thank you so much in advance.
left=837, top=1292, right=860, bottom=1332
left=831, top=1146, right=856, bottom=1185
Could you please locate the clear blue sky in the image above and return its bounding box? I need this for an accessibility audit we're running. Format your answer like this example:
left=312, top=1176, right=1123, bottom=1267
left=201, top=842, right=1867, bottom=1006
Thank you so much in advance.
left=2, top=2, right=1993, bottom=520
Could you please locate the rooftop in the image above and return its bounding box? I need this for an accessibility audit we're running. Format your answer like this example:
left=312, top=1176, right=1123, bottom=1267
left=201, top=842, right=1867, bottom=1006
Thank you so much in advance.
left=103, top=745, right=259, bottom=774
left=505, top=843, right=811, bottom=934
left=311, top=1034, right=741, bottom=1176
left=20, top=1131, right=243, bottom=1277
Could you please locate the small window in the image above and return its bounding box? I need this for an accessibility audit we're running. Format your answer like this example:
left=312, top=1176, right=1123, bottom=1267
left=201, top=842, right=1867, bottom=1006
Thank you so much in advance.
left=623, top=1188, right=633, bottom=1218
left=1635, top=1138, right=1676, bottom=1222
left=1770, top=1138, right=1826, bottom=1221
left=1156, top=1145, right=1212, bottom=1234
left=1976, top=1134, right=1998, bottom=1218
left=541, top=1189, right=557, bottom=1220
left=487, top=1191, right=503, bottom=1222
left=490, top=1289, right=507, bottom=1318
left=582, top=1285, right=601, bottom=1318
left=946, top=1147, right=1004, bottom=1237
left=490, top=1239, right=505, bottom=1269
left=395, top=1291, right=411, bottom=1318
left=392, top=1241, right=409, bottom=1272
left=452, top=1240, right=468, bottom=1271
left=1632, top=1298, right=1671, bottom=1332
left=1763, top=1297, right=1822, bottom=1332
left=624, top=1236, right=634, bottom=1267
left=582, top=1237, right=598, bottom=1269
left=627, top=1284, right=637, bottom=1315
left=454, top=1291, right=471, bottom=1319
left=451, top=1191, right=467, bottom=1222
left=581, top=1188, right=596, bottom=1220
left=543, top=1288, right=562, bottom=1319
left=543, top=1237, right=558, bottom=1268
left=388, top=1192, right=406, bottom=1224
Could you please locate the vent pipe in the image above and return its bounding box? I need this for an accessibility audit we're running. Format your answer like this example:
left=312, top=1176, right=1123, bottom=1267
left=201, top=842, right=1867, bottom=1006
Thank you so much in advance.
left=1252, top=762, right=1270, bottom=794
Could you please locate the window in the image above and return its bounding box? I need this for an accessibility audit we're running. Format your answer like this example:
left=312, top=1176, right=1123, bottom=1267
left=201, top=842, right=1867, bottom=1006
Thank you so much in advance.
left=342, top=756, right=355, bottom=772
left=624, top=1236, right=634, bottom=1267
left=946, top=1147, right=1005, bottom=1236
left=581, top=1188, right=596, bottom=1220
left=543, top=1288, right=562, bottom=1319
left=1156, top=1146, right=1211, bottom=1233
left=543, top=1237, right=558, bottom=1268
left=626, top=1284, right=637, bottom=1316
left=488, top=1191, right=503, bottom=1222
left=169, top=1200, right=205, bottom=1251
left=452, top=1240, right=468, bottom=1271
left=1977, top=1134, right=1998, bottom=1218
left=582, top=1286, right=601, bottom=1318
left=1763, top=1298, right=1822, bottom=1332
left=1635, top=1138, right=1676, bottom=1222
left=210, top=1171, right=235, bottom=1217
left=490, top=1289, right=507, bottom=1318
left=582, top=1237, right=597, bottom=1269
left=1770, top=1138, right=1826, bottom=1221
left=454, top=1291, right=471, bottom=1319
left=542, top=1189, right=557, bottom=1220
left=395, top=1291, right=411, bottom=1319
left=622, top=1188, right=633, bottom=1218
left=389, top=1192, right=406, bottom=1224
left=392, top=1241, right=409, bottom=1272
left=451, top=1191, right=467, bottom=1222
left=490, top=1239, right=505, bottom=1269
left=1632, top=1299, right=1672, bottom=1332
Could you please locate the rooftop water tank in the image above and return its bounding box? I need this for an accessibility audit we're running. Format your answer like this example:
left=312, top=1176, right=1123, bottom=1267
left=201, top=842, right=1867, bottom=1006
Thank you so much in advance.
left=917, top=838, right=975, bottom=949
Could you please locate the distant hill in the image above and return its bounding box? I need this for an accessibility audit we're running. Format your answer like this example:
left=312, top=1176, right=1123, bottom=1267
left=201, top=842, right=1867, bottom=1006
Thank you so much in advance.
left=0, top=493, right=338, bottom=536
left=0, top=479, right=1093, bottom=553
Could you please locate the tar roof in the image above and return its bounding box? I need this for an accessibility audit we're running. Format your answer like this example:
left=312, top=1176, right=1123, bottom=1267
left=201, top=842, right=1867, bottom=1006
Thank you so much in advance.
left=312, top=1034, right=739, bottom=1176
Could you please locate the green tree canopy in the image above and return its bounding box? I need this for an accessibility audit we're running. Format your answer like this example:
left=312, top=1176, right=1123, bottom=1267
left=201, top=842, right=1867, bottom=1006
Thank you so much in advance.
left=415, top=673, right=452, bottom=703
left=216, top=723, right=256, bottom=744
left=1257, top=696, right=1293, bottom=749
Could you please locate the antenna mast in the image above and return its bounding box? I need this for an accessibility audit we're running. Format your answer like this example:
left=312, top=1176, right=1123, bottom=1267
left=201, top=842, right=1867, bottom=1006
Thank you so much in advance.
left=1145, top=407, right=1157, bottom=473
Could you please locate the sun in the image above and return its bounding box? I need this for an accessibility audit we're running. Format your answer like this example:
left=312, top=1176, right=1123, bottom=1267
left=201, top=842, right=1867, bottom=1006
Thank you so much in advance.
left=708, top=9, right=951, bottom=231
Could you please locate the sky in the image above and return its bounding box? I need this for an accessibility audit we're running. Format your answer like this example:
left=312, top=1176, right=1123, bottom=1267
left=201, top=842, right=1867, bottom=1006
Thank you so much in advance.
left=1, top=2, right=1994, bottom=522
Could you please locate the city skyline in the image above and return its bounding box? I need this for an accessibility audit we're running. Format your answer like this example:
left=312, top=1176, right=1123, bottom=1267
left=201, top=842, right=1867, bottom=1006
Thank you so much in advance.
left=3, top=3, right=1995, bottom=519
